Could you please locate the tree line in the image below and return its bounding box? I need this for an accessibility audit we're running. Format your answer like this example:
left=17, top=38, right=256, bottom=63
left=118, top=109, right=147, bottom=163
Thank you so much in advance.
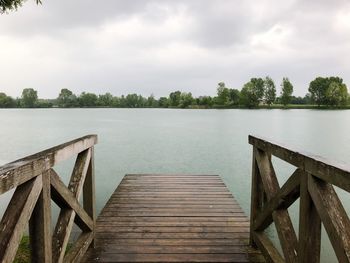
left=0, top=76, right=348, bottom=108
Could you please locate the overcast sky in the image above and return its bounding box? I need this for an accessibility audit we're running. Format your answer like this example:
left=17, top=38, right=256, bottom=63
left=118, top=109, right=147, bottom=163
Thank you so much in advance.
left=1, top=0, right=350, bottom=98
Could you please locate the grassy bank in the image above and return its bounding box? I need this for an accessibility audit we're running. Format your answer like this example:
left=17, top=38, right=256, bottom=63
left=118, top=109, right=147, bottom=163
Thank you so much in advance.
left=14, top=236, right=72, bottom=263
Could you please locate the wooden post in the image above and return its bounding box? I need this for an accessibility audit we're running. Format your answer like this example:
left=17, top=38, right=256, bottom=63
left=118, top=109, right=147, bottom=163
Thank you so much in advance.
left=29, top=170, right=52, bottom=263
left=298, top=172, right=321, bottom=263
left=250, top=146, right=259, bottom=247
left=83, top=146, right=96, bottom=247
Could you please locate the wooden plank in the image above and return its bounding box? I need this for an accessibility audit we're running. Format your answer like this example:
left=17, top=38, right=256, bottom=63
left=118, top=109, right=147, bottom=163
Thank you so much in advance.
left=308, top=175, right=350, bottom=263
left=52, top=148, right=91, bottom=263
left=124, top=174, right=220, bottom=177
left=298, top=172, right=321, bottom=263
left=83, top=253, right=265, bottom=262
left=99, top=212, right=246, bottom=217
left=0, top=176, right=42, bottom=263
left=95, top=221, right=249, bottom=227
left=29, top=171, right=52, bottom=263
left=95, top=226, right=249, bottom=233
left=0, top=134, right=97, bottom=194
left=85, top=245, right=260, bottom=254
left=50, top=169, right=93, bottom=231
left=249, top=135, right=350, bottom=193
left=93, top=238, right=249, bottom=246
left=105, top=204, right=241, bottom=208
left=110, top=198, right=235, bottom=202
left=94, top=232, right=250, bottom=239
left=97, top=216, right=249, bottom=222
left=102, top=209, right=244, bottom=213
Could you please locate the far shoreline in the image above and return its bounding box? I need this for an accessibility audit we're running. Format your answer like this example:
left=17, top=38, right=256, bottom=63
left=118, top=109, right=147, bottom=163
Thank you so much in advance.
left=1, top=104, right=350, bottom=110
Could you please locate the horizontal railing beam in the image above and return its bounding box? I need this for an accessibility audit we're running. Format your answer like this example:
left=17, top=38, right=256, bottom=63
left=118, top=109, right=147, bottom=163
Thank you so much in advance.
left=0, top=134, right=97, bottom=195
left=249, top=135, right=350, bottom=193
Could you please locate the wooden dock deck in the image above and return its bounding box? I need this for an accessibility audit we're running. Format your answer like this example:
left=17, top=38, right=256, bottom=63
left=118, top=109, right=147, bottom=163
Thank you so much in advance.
left=82, top=174, right=264, bottom=262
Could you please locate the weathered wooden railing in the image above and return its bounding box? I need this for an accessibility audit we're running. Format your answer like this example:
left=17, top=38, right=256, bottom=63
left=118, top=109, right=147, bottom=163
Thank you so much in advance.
left=249, top=135, right=350, bottom=263
left=0, top=134, right=97, bottom=263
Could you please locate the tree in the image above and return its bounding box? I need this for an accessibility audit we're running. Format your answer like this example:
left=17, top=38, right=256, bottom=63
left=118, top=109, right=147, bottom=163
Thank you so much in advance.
left=325, top=81, right=348, bottom=106
left=250, top=78, right=265, bottom=99
left=147, top=94, right=158, bottom=107
left=179, top=92, right=194, bottom=108
left=21, top=88, right=38, bottom=108
left=124, top=94, right=141, bottom=107
left=308, top=76, right=344, bottom=106
left=280, top=78, right=294, bottom=106
left=228, top=89, right=240, bottom=106
left=78, top=92, right=98, bottom=107
left=57, top=88, right=78, bottom=107
left=197, top=96, right=213, bottom=108
left=0, top=92, right=15, bottom=108
left=240, top=82, right=258, bottom=107
left=1, top=0, right=41, bottom=13
left=169, top=91, right=181, bottom=107
left=239, top=78, right=265, bottom=107
left=216, top=82, right=230, bottom=105
left=308, top=77, right=329, bottom=106
left=158, top=97, right=169, bottom=108
left=264, top=76, right=276, bottom=105
left=98, top=93, right=114, bottom=107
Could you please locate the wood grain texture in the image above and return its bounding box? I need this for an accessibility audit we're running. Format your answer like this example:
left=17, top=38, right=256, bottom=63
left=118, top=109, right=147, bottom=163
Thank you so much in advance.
left=0, top=134, right=97, bottom=195
left=249, top=135, right=350, bottom=193
left=52, top=148, right=92, bottom=263
left=82, top=174, right=264, bottom=263
left=0, top=175, right=42, bottom=263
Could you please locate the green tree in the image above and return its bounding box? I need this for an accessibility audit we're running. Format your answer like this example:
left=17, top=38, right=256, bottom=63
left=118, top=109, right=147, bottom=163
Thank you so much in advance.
left=280, top=78, right=294, bottom=106
left=308, top=77, right=344, bottom=106
left=158, top=97, right=169, bottom=108
left=57, top=89, right=78, bottom=107
left=125, top=94, right=140, bottom=107
left=197, top=96, right=213, bottom=108
left=250, top=78, right=265, bottom=99
left=1, top=0, right=41, bottom=13
left=308, top=77, right=329, bottom=106
left=228, top=89, right=240, bottom=106
left=325, top=82, right=348, bottom=106
left=0, top=92, right=15, bottom=108
left=264, top=76, right=276, bottom=105
left=147, top=94, right=158, bottom=107
left=37, top=99, right=53, bottom=108
left=98, top=93, right=114, bottom=107
left=240, top=82, right=258, bottom=107
left=179, top=92, right=194, bottom=108
left=239, top=78, right=265, bottom=107
left=216, top=82, right=230, bottom=105
left=169, top=91, right=181, bottom=107
left=21, top=88, right=38, bottom=108
left=78, top=92, right=98, bottom=107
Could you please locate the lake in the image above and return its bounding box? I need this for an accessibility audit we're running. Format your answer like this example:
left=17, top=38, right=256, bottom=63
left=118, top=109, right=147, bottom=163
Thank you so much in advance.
left=0, top=108, right=349, bottom=262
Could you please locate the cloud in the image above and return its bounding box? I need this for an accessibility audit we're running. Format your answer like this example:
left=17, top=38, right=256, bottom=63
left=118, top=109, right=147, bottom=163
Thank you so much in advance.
left=0, top=0, right=349, bottom=98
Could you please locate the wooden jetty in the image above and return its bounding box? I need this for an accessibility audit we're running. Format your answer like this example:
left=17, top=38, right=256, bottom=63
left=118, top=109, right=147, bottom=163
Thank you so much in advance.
left=81, top=174, right=263, bottom=262
left=0, top=134, right=349, bottom=263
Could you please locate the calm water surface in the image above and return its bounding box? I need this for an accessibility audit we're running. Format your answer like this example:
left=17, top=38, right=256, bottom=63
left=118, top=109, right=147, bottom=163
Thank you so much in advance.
left=0, top=108, right=349, bottom=262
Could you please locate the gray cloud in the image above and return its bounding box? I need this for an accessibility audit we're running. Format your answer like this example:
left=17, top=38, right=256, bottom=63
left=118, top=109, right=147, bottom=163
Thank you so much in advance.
left=0, top=0, right=349, bottom=98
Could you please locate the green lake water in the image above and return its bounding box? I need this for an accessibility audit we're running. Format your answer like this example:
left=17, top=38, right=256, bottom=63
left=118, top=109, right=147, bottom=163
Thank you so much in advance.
left=0, top=108, right=349, bottom=262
